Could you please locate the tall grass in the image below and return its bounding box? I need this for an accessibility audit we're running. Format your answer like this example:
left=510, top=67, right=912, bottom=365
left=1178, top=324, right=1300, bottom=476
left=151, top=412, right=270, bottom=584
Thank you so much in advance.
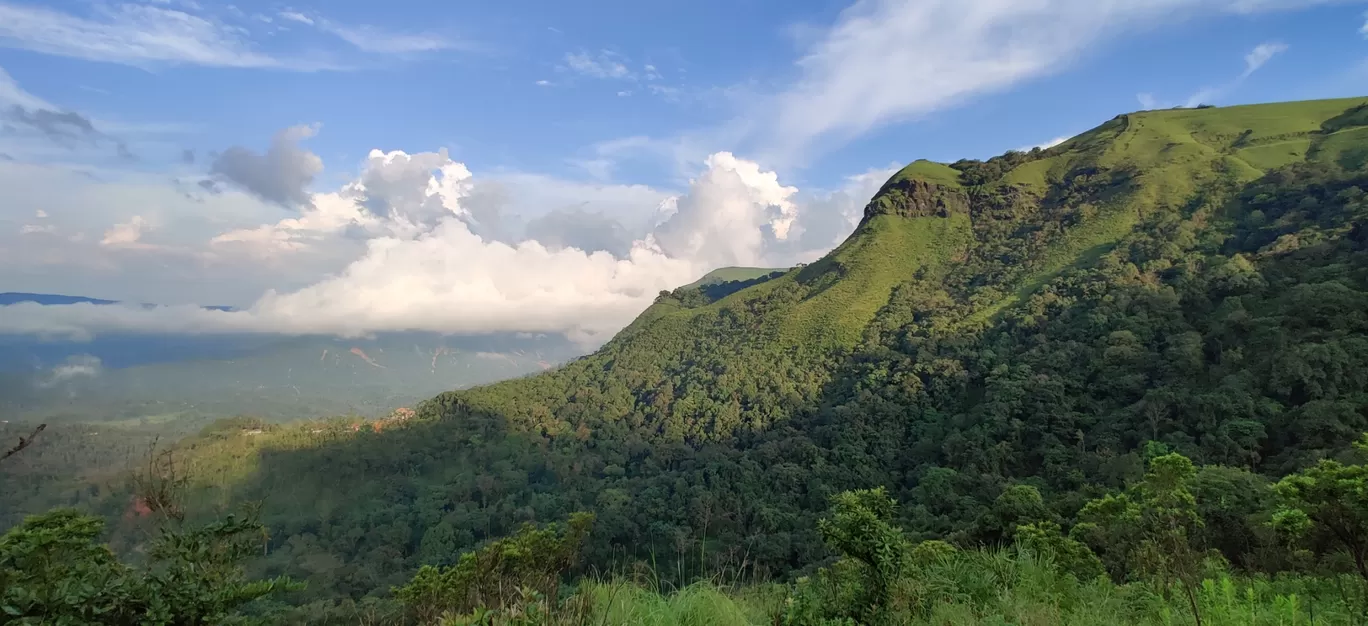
left=535, top=550, right=1368, bottom=626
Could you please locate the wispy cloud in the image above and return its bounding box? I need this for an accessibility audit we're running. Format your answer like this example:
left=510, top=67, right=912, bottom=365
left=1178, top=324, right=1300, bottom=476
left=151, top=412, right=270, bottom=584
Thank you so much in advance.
left=1154, top=40, right=1291, bottom=108
left=0, top=2, right=282, bottom=68
left=1020, top=136, right=1069, bottom=152
left=277, top=10, right=457, bottom=54
left=318, top=23, right=455, bottom=54
left=563, top=50, right=632, bottom=79
left=1243, top=41, right=1288, bottom=77
left=279, top=11, right=314, bottom=26
left=751, top=0, right=1334, bottom=165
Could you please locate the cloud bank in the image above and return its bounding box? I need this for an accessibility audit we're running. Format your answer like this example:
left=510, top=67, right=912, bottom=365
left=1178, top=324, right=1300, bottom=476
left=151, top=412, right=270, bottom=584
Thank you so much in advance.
left=1, top=135, right=882, bottom=346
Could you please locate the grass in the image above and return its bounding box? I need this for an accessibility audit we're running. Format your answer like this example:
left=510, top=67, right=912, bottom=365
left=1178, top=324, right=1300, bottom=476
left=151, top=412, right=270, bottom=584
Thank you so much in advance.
left=781, top=212, right=973, bottom=347
left=681, top=267, right=787, bottom=290
left=960, top=97, right=1368, bottom=327
left=477, top=564, right=1368, bottom=626
left=578, top=581, right=779, bottom=626
left=885, top=159, right=964, bottom=188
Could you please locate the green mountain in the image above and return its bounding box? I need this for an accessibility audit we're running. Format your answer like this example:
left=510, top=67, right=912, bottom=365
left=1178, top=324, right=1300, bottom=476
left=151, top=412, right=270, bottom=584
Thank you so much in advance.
left=27, top=97, right=1368, bottom=613
left=681, top=267, right=786, bottom=289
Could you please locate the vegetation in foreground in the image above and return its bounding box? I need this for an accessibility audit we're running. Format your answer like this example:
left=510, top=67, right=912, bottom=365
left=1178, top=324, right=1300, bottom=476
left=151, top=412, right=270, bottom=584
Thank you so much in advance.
left=11, top=439, right=1368, bottom=625
left=5, top=97, right=1368, bottom=623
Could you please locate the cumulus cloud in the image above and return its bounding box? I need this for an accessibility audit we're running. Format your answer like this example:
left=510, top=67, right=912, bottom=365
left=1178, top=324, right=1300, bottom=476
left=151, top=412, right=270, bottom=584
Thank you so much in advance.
left=2, top=147, right=876, bottom=346
left=208, top=124, right=323, bottom=209
left=524, top=208, right=637, bottom=258
left=649, top=152, right=798, bottom=269
left=100, top=216, right=150, bottom=248
left=780, top=164, right=900, bottom=262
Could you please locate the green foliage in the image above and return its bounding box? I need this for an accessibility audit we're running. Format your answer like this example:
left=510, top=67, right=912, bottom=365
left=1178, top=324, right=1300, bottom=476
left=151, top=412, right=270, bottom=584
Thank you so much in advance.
left=0, top=507, right=298, bottom=625
left=1270, top=438, right=1368, bottom=580
left=1014, top=521, right=1105, bottom=581
left=812, top=488, right=911, bottom=622
left=395, top=513, right=595, bottom=625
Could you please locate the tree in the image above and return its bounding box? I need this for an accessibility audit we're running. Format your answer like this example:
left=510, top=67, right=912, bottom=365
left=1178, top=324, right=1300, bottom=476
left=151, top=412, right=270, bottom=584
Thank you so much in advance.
left=0, top=423, right=45, bottom=463
left=1077, top=453, right=1207, bottom=625
left=395, top=512, right=595, bottom=625
left=811, top=488, right=912, bottom=624
left=1270, top=434, right=1368, bottom=581
left=0, top=507, right=299, bottom=624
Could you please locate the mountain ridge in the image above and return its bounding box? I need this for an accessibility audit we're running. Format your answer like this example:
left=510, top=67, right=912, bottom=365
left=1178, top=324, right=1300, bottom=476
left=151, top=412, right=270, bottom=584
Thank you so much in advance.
left=11, top=96, right=1368, bottom=614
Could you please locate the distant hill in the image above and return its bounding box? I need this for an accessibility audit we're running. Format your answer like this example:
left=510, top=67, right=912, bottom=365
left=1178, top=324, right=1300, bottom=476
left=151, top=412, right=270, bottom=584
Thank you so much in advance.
left=0, top=292, right=235, bottom=311
left=680, top=267, right=786, bottom=289
left=12, top=97, right=1368, bottom=611
left=0, top=293, right=119, bottom=306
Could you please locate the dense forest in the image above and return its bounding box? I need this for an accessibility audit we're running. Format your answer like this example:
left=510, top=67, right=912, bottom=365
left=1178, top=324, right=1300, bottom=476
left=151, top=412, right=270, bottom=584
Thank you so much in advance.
left=4, top=97, right=1368, bottom=624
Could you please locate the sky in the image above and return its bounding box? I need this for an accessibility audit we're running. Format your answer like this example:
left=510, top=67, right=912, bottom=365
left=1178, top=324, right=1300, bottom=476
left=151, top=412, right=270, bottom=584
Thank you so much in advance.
left=0, top=0, right=1366, bottom=345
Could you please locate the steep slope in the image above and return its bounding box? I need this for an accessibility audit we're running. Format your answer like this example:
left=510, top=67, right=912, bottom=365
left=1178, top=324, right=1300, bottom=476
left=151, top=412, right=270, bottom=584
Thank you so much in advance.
left=70, top=97, right=1368, bottom=610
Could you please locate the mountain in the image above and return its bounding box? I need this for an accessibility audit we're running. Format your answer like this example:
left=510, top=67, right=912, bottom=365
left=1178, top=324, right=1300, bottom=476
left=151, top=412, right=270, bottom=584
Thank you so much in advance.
left=13, top=97, right=1368, bottom=613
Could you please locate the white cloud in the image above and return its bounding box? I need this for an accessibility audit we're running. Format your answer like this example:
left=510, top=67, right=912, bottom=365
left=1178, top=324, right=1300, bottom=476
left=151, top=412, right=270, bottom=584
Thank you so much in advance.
left=35, top=354, right=103, bottom=387
left=0, top=65, right=52, bottom=111
left=0, top=147, right=877, bottom=346
left=100, top=216, right=150, bottom=248
left=752, top=0, right=1342, bottom=163
left=20, top=223, right=55, bottom=235
left=536, top=79, right=551, bottom=86
left=1361, top=11, right=1368, bottom=36
left=1183, top=86, right=1222, bottom=109
left=564, top=50, right=632, bottom=79
left=0, top=2, right=280, bottom=68
left=1137, top=39, right=1294, bottom=111
left=1243, top=41, right=1288, bottom=77
left=34, top=209, right=47, bottom=218
left=315, top=23, right=453, bottom=54
left=278, top=11, right=314, bottom=26
left=649, top=152, right=798, bottom=269
left=52, top=355, right=101, bottom=381
left=1021, top=136, right=1069, bottom=152
left=780, top=164, right=900, bottom=262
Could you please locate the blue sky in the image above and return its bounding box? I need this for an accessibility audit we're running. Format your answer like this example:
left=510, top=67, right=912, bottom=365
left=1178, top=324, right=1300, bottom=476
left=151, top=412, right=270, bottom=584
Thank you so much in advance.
left=0, top=0, right=1365, bottom=341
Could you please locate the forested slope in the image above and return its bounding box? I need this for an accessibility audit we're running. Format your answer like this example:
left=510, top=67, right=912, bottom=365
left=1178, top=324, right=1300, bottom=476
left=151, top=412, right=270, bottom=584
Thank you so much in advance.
left=92, top=97, right=1368, bottom=613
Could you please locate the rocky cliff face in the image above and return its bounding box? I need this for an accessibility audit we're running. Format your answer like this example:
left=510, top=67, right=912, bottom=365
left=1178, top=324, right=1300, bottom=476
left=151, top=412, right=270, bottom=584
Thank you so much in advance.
left=863, top=177, right=969, bottom=220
